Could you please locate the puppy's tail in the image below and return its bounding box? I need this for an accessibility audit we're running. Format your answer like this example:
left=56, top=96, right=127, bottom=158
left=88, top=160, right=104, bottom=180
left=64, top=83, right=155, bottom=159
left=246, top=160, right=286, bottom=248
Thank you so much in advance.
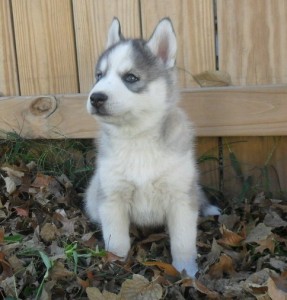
left=198, top=188, right=221, bottom=217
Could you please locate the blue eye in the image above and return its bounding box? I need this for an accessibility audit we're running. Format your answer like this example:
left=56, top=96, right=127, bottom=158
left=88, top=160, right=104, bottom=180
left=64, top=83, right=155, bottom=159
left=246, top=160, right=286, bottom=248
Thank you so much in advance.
left=123, top=73, right=139, bottom=83
left=96, top=71, right=103, bottom=81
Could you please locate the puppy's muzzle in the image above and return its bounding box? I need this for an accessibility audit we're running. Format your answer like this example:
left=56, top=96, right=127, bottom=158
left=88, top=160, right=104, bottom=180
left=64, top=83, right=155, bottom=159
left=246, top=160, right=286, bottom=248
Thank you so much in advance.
left=90, top=92, right=108, bottom=115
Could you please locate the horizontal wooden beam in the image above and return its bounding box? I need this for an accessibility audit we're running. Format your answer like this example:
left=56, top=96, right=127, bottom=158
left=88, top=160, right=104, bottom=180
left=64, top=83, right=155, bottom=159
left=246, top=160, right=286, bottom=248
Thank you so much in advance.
left=0, top=85, right=287, bottom=138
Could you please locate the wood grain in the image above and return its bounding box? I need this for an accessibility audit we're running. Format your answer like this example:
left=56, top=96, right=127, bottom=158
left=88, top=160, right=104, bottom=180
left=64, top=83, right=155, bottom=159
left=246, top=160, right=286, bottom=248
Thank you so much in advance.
left=0, top=85, right=286, bottom=139
left=181, top=85, right=287, bottom=136
left=140, top=0, right=216, bottom=88
left=222, top=136, right=287, bottom=196
left=72, top=0, right=141, bottom=93
left=217, top=0, right=287, bottom=194
left=11, top=0, right=78, bottom=95
left=0, top=0, right=19, bottom=96
left=218, top=0, right=287, bottom=85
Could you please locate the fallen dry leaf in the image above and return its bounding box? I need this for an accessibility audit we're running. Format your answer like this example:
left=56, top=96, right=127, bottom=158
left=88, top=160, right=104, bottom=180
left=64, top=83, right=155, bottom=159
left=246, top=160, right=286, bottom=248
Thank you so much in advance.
left=50, top=261, right=74, bottom=281
left=8, top=255, right=24, bottom=274
left=104, top=251, right=124, bottom=262
left=77, top=277, right=90, bottom=289
left=0, top=227, right=4, bottom=243
left=14, top=207, right=29, bottom=217
left=120, top=274, right=162, bottom=300
left=1, top=166, right=25, bottom=179
left=52, top=210, right=76, bottom=236
left=139, top=233, right=168, bottom=244
left=269, top=258, right=287, bottom=272
left=143, top=261, right=180, bottom=277
left=86, top=288, right=118, bottom=300
left=217, top=224, right=244, bottom=247
left=206, top=238, right=223, bottom=266
left=245, top=223, right=273, bottom=244
left=267, top=272, right=287, bottom=300
left=41, top=280, right=56, bottom=300
left=2, top=176, right=17, bottom=194
left=208, top=254, right=236, bottom=279
left=181, top=278, right=220, bottom=299
left=40, top=223, right=59, bottom=243
left=255, top=234, right=276, bottom=254
left=263, top=211, right=287, bottom=228
left=218, top=214, right=240, bottom=230
left=86, top=287, right=106, bottom=300
left=193, top=70, right=231, bottom=87
left=0, top=252, right=13, bottom=279
left=243, top=268, right=275, bottom=296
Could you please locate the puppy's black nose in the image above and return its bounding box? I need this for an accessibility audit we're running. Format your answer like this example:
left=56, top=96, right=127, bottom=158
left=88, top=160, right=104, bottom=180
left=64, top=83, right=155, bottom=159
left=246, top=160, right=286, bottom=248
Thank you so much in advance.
left=90, top=92, right=108, bottom=108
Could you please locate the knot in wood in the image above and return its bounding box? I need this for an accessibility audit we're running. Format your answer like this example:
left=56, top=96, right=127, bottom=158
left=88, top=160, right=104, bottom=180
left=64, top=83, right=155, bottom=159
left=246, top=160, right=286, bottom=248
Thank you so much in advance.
left=30, top=96, right=57, bottom=117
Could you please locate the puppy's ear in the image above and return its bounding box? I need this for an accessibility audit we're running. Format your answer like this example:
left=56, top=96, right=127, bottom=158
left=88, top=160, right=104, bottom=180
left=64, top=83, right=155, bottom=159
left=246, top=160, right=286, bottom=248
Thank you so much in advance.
left=106, top=18, right=124, bottom=49
left=147, top=18, right=177, bottom=68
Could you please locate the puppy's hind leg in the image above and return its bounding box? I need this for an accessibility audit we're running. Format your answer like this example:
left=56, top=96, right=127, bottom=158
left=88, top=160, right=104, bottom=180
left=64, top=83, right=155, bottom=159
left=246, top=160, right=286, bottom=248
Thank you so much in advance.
left=167, top=194, right=199, bottom=277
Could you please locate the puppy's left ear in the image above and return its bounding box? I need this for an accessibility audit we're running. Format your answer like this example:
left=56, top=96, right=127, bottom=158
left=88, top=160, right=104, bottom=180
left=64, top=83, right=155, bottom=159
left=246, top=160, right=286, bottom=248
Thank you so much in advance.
left=147, top=18, right=177, bottom=68
left=106, top=17, right=124, bottom=49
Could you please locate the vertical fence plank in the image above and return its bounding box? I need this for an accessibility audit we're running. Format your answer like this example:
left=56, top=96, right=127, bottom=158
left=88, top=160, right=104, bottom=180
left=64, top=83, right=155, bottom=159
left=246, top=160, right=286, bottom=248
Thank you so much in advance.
left=0, top=0, right=19, bottom=96
left=218, top=0, right=287, bottom=197
left=141, top=0, right=216, bottom=88
left=11, top=0, right=78, bottom=95
left=218, top=0, right=287, bottom=85
left=73, top=0, right=141, bottom=93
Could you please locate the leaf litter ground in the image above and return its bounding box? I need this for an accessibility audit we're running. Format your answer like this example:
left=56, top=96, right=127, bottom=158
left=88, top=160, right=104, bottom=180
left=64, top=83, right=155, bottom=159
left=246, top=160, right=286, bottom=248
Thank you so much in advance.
left=0, top=159, right=287, bottom=299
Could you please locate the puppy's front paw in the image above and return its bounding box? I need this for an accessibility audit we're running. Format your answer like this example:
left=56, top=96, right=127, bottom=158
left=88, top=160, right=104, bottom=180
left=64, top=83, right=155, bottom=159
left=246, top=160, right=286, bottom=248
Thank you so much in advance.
left=106, top=237, right=130, bottom=261
left=173, top=257, right=198, bottom=278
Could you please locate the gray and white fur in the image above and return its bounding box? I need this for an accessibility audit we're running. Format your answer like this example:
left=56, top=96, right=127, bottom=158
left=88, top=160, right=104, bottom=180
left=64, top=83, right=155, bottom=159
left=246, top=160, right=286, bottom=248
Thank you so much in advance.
left=85, top=17, right=220, bottom=277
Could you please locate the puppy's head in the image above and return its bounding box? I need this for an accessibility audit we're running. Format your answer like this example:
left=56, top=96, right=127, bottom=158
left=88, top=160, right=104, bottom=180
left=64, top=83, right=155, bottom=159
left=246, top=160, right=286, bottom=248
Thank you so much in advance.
left=87, top=18, right=177, bottom=124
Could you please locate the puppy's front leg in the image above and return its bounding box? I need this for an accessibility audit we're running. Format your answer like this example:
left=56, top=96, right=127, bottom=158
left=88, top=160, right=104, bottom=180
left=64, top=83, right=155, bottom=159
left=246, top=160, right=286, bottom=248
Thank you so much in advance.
left=167, top=198, right=199, bottom=277
left=99, top=200, right=130, bottom=259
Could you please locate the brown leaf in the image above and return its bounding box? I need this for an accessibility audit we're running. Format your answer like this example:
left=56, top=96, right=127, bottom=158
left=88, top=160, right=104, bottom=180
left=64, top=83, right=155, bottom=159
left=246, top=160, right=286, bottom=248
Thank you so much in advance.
left=77, top=277, right=90, bottom=289
left=40, top=223, right=60, bottom=243
left=140, top=233, right=168, bottom=244
left=267, top=274, right=287, bottom=300
left=193, top=70, right=231, bottom=87
left=8, top=255, right=24, bottom=274
left=0, top=252, right=13, bottom=278
left=15, top=207, right=29, bottom=217
left=31, top=173, right=53, bottom=188
left=0, top=228, right=4, bottom=243
left=193, top=279, right=221, bottom=299
left=86, top=287, right=104, bottom=300
left=143, top=261, right=180, bottom=277
left=52, top=210, right=76, bottom=236
left=243, top=268, right=274, bottom=296
left=120, top=274, right=162, bottom=300
left=50, top=261, right=74, bottom=281
left=86, top=287, right=118, bottom=300
left=181, top=278, right=220, bottom=299
left=41, top=280, right=56, bottom=300
left=255, top=234, right=276, bottom=254
left=208, top=254, right=236, bottom=279
left=272, top=203, right=287, bottom=213
left=104, top=251, right=124, bottom=262
left=217, top=224, right=244, bottom=247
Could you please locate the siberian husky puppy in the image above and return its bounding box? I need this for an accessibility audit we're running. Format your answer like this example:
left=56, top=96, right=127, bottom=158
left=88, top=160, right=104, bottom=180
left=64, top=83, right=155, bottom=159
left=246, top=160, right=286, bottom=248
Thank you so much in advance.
left=85, top=18, right=220, bottom=277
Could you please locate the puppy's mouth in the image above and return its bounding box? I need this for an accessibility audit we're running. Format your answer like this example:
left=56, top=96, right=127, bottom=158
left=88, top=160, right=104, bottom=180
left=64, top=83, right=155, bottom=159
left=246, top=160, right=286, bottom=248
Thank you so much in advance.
left=91, top=106, right=110, bottom=117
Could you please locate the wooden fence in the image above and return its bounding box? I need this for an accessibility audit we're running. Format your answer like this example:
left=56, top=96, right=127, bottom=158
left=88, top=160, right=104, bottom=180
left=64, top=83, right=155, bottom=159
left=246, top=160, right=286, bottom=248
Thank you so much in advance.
left=1, top=0, right=287, bottom=199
